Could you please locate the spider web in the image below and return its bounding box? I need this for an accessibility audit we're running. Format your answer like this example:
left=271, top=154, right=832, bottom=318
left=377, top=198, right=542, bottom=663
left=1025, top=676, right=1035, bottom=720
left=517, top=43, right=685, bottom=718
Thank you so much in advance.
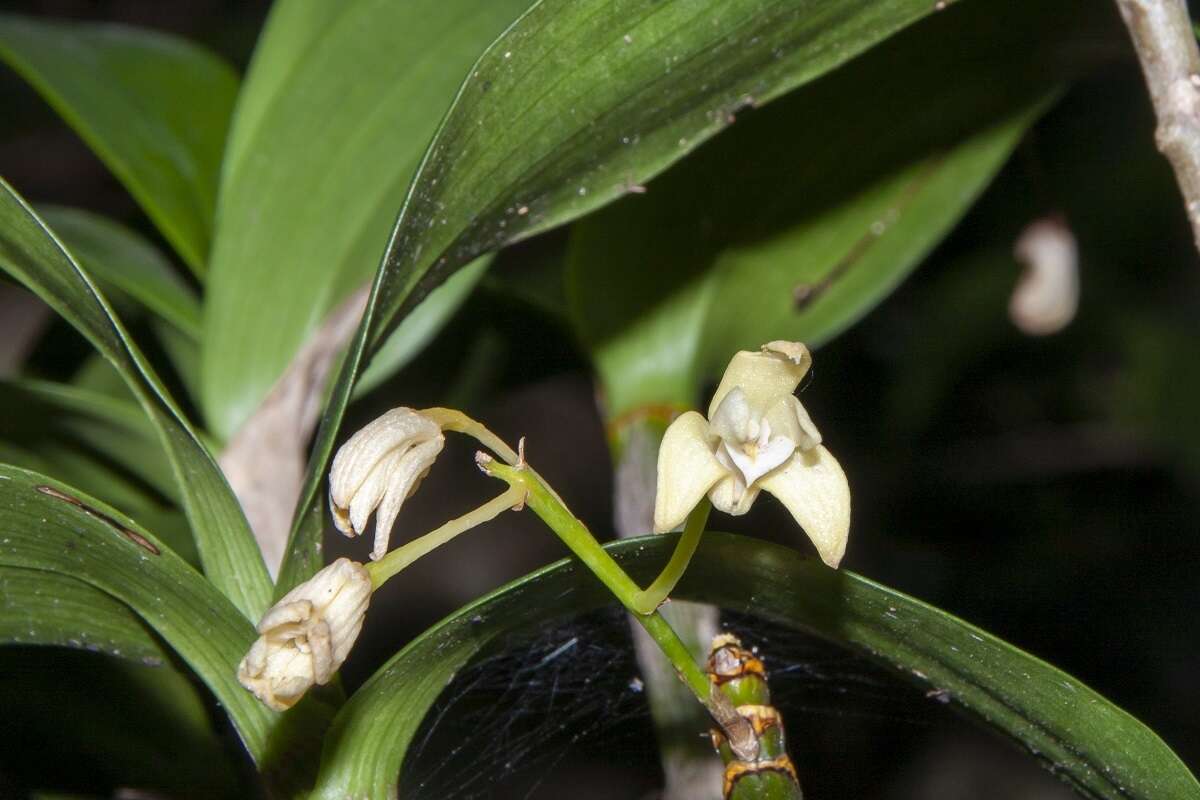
left=400, top=607, right=940, bottom=800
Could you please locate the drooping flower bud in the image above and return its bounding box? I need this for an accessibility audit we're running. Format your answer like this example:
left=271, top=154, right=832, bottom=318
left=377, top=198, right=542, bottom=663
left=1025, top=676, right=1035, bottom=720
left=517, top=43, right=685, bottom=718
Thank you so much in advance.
left=328, top=407, right=444, bottom=561
left=654, top=341, right=850, bottom=567
left=237, top=557, right=371, bottom=711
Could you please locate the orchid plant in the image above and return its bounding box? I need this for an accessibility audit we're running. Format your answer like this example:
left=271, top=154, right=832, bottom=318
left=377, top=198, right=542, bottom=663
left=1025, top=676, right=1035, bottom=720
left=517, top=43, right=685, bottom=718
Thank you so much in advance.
left=0, top=1, right=1197, bottom=799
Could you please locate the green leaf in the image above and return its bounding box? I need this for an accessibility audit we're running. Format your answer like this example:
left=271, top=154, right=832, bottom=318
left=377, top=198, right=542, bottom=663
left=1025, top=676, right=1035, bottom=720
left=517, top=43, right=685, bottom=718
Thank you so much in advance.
left=0, top=565, right=165, bottom=663
left=0, top=378, right=197, bottom=561
left=0, top=439, right=193, bottom=567
left=0, top=178, right=271, bottom=620
left=38, top=205, right=204, bottom=401
left=0, top=378, right=178, bottom=503
left=38, top=206, right=201, bottom=340
left=566, top=0, right=1086, bottom=415
left=0, top=464, right=275, bottom=758
left=278, top=0, right=956, bottom=595
left=0, top=14, right=237, bottom=275
left=312, top=533, right=1199, bottom=799
left=202, top=0, right=534, bottom=440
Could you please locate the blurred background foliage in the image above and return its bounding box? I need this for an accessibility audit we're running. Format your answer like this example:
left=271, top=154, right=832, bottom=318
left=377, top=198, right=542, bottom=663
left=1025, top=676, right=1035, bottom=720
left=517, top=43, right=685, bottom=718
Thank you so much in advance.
left=1, top=0, right=1198, bottom=798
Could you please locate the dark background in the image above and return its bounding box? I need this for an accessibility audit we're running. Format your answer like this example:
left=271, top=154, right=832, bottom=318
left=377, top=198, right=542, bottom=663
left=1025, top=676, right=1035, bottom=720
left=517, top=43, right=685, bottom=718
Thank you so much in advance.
left=1, top=1, right=1198, bottom=798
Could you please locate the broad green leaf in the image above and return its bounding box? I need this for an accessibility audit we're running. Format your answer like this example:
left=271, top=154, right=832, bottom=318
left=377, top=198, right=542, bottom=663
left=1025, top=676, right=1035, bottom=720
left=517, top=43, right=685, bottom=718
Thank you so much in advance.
left=0, top=378, right=178, bottom=503
left=278, top=0, right=957, bottom=595
left=0, top=565, right=165, bottom=663
left=0, top=381, right=196, bottom=562
left=0, top=439, right=191, bottom=562
left=39, top=206, right=201, bottom=340
left=0, top=178, right=271, bottom=620
left=38, top=205, right=204, bottom=400
left=202, top=0, right=534, bottom=440
left=0, top=14, right=237, bottom=275
left=567, top=0, right=1094, bottom=415
left=312, top=533, right=1199, bottom=800
left=0, top=464, right=275, bottom=758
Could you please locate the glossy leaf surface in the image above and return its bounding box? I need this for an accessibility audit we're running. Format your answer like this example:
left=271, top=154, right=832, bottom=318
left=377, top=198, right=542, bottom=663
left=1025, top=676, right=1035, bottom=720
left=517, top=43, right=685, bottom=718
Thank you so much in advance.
left=0, top=179, right=271, bottom=620
left=0, top=14, right=237, bottom=274
left=313, top=532, right=1198, bottom=800
left=0, top=379, right=197, bottom=563
left=0, top=565, right=165, bottom=663
left=39, top=206, right=201, bottom=340
left=278, top=0, right=955, bottom=595
left=202, top=0, right=533, bottom=439
left=567, top=0, right=1098, bottom=415
left=0, top=464, right=275, bottom=758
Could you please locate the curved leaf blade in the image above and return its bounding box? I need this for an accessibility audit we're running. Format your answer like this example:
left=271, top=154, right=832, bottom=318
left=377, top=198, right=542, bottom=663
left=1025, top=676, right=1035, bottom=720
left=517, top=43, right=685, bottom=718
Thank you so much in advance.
left=567, top=0, right=1083, bottom=414
left=39, top=206, right=201, bottom=340
left=0, top=14, right=237, bottom=275
left=278, top=0, right=954, bottom=595
left=0, top=565, right=166, bottom=663
left=0, top=378, right=176, bottom=501
left=0, top=464, right=275, bottom=758
left=0, top=178, right=271, bottom=620
left=312, top=533, right=1198, bottom=799
left=0, top=378, right=197, bottom=562
left=202, top=0, right=533, bottom=439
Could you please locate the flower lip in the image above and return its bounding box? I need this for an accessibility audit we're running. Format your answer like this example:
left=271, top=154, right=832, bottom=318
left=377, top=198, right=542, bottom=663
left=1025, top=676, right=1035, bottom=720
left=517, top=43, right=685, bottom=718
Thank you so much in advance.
left=710, top=388, right=797, bottom=487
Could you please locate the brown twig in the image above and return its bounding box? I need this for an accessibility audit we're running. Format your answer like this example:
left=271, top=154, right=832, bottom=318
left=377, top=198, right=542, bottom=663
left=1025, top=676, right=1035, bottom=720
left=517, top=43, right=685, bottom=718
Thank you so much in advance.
left=1115, top=0, right=1200, bottom=253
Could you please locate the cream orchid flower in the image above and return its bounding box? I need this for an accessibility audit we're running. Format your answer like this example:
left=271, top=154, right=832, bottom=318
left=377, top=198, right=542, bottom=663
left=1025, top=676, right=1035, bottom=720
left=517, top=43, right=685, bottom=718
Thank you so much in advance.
left=653, top=341, right=850, bottom=567
left=237, top=558, right=371, bottom=711
left=328, top=407, right=445, bottom=561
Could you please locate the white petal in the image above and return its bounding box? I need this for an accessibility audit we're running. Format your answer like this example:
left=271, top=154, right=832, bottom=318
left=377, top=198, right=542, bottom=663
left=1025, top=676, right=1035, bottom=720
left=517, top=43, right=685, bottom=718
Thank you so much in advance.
left=708, top=342, right=812, bottom=419
left=237, top=558, right=371, bottom=710
left=346, top=449, right=402, bottom=535
left=370, top=437, right=444, bottom=560
left=328, top=407, right=441, bottom=509
left=307, top=619, right=334, bottom=684
left=653, top=411, right=728, bottom=533
left=759, top=445, right=850, bottom=568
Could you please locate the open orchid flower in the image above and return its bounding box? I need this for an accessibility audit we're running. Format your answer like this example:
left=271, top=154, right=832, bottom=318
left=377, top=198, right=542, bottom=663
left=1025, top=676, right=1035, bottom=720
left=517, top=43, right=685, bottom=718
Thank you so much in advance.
left=328, top=407, right=445, bottom=561
left=653, top=341, right=850, bottom=567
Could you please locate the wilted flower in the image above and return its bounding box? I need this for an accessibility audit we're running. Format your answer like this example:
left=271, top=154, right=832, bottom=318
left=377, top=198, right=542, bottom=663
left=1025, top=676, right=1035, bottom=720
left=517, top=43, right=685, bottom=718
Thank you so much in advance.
left=329, top=407, right=445, bottom=561
left=237, top=557, right=371, bottom=711
left=653, top=341, right=850, bottom=567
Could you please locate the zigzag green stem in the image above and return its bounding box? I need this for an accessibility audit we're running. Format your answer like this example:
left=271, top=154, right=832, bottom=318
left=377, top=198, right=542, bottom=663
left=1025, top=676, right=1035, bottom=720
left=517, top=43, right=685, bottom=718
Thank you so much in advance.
left=632, top=498, right=710, bottom=614
left=478, top=455, right=756, bottom=758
